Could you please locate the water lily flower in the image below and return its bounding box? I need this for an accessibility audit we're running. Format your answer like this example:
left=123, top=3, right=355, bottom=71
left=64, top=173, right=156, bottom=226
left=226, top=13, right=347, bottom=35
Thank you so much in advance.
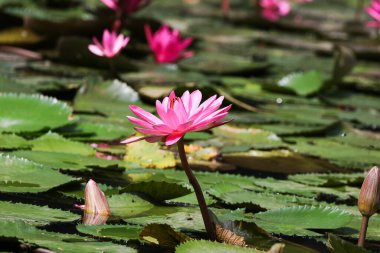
left=365, top=0, right=380, bottom=28
left=76, top=179, right=111, bottom=216
left=144, top=24, right=193, bottom=63
left=260, top=0, right=291, bottom=21
left=357, top=166, right=380, bottom=246
left=101, top=0, right=148, bottom=15
left=122, top=90, right=231, bottom=146
left=122, top=90, right=231, bottom=241
left=88, top=29, right=130, bottom=58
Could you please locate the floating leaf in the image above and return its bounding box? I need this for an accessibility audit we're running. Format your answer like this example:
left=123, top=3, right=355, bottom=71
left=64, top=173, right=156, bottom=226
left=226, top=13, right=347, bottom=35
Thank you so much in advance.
left=124, top=141, right=176, bottom=169
left=327, top=234, right=371, bottom=253
left=0, top=220, right=136, bottom=253
left=176, top=240, right=264, bottom=253
left=30, top=132, right=95, bottom=156
left=179, top=52, right=269, bottom=75
left=123, top=180, right=192, bottom=202
left=277, top=71, right=324, bottom=96
left=0, top=93, right=72, bottom=133
left=0, top=133, right=29, bottom=150
left=0, top=201, right=79, bottom=225
left=139, top=223, right=190, bottom=249
left=12, top=150, right=120, bottom=171
left=77, top=224, right=142, bottom=241
left=108, top=193, right=154, bottom=218
left=0, top=154, right=76, bottom=193
left=254, top=206, right=352, bottom=237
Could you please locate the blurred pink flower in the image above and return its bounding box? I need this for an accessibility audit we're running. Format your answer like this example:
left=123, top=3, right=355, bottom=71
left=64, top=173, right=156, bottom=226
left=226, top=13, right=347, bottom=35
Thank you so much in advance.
left=260, top=0, right=291, bottom=21
left=75, top=179, right=111, bottom=216
left=101, top=0, right=148, bottom=15
left=122, top=90, right=231, bottom=145
left=144, top=24, right=193, bottom=63
left=366, top=0, right=380, bottom=28
left=88, top=29, right=130, bottom=58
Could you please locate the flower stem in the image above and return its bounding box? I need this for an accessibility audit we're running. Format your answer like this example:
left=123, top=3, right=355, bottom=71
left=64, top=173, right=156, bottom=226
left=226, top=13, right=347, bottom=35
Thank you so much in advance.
left=177, top=139, right=217, bottom=241
left=358, top=215, right=369, bottom=247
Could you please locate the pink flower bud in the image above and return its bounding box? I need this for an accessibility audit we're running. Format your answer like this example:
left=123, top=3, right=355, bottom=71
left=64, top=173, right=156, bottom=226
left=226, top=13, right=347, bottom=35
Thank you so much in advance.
left=358, top=166, right=380, bottom=217
left=83, top=179, right=111, bottom=216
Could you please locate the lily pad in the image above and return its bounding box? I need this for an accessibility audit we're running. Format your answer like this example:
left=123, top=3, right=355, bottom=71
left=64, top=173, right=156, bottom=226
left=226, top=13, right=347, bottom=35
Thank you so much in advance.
left=276, top=71, right=324, bottom=96
left=176, top=240, right=264, bottom=253
left=0, top=154, right=76, bottom=193
left=30, top=132, right=95, bottom=156
left=0, top=220, right=136, bottom=253
left=254, top=206, right=353, bottom=237
left=76, top=223, right=142, bottom=241
left=0, top=201, right=79, bottom=225
left=108, top=193, right=154, bottom=218
left=0, top=93, right=72, bottom=133
left=179, top=52, right=269, bottom=75
left=124, top=141, right=176, bottom=169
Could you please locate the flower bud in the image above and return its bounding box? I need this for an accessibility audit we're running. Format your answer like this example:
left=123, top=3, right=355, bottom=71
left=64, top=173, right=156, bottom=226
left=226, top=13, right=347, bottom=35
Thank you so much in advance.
left=358, top=166, right=380, bottom=217
left=83, top=179, right=111, bottom=216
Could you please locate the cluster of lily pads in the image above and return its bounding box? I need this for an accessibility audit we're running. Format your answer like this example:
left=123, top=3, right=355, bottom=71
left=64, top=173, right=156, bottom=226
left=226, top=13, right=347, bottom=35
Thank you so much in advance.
left=0, top=0, right=380, bottom=253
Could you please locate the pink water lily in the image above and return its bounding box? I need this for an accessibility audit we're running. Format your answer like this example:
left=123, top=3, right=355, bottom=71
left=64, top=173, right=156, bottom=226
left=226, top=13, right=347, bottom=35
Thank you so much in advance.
left=260, top=0, right=291, bottom=21
left=88, top=29, right=130, bottom=58
left=144, top=24, right=193, bottom=63
left=122, top=90, right=231, bottom=146
left=101, top=0, right=148, bottom=15
left=366, top=0, right=380, bottom=28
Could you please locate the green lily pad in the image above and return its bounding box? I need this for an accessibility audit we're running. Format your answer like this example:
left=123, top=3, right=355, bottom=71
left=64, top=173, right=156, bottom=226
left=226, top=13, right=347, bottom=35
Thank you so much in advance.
left=276, top=71, right=324, bottom=96
left=178, top=52, right=269, bottom=75
left=76, top=223, right=142, bottom=241
left=124, top=141, right=176, bottom=169
left=327, top=234, right=372, bottom=253
left=123, top=180, right=192, bottom=202
left=12, top=150, right=121, bottom=171
left=108, top=193, right=154, bottom=218
left=254, top=206, right=353, bottom=237
left=0, top=93, right=72, bottom=133
left=0, top=201, right=79, bottom=225
left=0, top=220, right=136, bottom=253
left=176, top=240, right=264, bottom=253
left=0, top=154, right=76, bottom=193
left=0, top=133, right=30, bottom=150
left=30, top=132, right=95, bottom=156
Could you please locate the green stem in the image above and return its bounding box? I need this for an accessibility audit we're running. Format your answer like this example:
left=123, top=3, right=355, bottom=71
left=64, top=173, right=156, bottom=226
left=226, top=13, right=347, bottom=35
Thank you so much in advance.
left=358, top=215, right=369, bottom=247
left=177, top=139, right=216, bottom=241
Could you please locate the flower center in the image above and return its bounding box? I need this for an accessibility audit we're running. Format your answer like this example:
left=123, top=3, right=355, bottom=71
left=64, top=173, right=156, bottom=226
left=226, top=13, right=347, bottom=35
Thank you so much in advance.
left=170, top=97, right=180, bottom=109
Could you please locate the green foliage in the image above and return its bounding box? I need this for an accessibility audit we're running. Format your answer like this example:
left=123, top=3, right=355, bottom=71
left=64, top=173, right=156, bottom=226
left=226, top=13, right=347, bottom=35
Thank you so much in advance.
left=0, top=154, right=76, bottom=193
left=77, top=224, right=142, bottom=241
left=30, top=132, right=95, bottom=156
left=0, top=201, right=79, bottom=225
left=0, top=220, right=136, bottom=253
left=176, top=240, right=264, bottom=253
left=108, top=193, right=154, bottom=218
left=327, top=234, right=372, bottom=253
left=277, top=71, right=324, bottom=96
left=254, top=206, right=353, bottom=237
left=0, top=93, right=72, bottom=133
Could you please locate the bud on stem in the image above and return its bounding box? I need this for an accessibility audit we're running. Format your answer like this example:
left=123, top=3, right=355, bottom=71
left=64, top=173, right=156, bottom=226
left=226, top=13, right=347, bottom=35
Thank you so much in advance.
left=357, top=166, right=380, bottom=247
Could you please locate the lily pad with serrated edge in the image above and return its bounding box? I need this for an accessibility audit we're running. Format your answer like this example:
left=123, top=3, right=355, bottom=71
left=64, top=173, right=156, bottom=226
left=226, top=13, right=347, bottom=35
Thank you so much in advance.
left=0, top=93, right=72, bottom=133
left=253, top=206, right=352, bottom=237
left=0, top=201, right=79, bottom=225
left=0, top=154, right=76, bottom=193
left=0, top=220, right=136, bottom=253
